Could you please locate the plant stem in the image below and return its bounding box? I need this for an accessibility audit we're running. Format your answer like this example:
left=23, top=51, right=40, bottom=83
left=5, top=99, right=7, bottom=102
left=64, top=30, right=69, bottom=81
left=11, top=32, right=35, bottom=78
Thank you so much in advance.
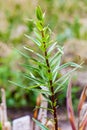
left=41, top=31, right=58, bottom=130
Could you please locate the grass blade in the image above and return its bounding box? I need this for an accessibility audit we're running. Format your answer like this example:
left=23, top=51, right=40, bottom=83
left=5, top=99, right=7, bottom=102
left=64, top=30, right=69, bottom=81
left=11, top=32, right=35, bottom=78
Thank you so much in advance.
left=78, top=86, right=87, bottom=116
left=79, top=111, right=87, bottom=130
left=24, top=46, right=45, bottom=60
left=33, top=118, right=49, bottom=130
left=25, top=34, right=41, bottom=46
left=66, top=81, right=76, bottom=130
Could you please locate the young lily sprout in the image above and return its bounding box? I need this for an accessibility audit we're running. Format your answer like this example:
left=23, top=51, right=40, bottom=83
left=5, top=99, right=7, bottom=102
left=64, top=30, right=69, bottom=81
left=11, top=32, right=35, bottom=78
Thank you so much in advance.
left=10, top=6, right=81, bottom=130
left=22, top=6, right=81, bottom=130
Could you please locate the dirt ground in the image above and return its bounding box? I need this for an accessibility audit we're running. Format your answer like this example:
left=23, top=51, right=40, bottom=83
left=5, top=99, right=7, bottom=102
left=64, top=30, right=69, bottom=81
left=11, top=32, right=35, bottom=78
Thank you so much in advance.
left=7, top=107, right=73, bottom=130
left=59, top=121, right=72, bottom=130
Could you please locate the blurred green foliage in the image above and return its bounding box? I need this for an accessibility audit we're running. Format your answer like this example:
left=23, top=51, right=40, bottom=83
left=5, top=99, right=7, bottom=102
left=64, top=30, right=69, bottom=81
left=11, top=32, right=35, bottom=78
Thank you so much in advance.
left=0, top=0, right=87, bottom=108
left=0, top=49, right=38, bottom=107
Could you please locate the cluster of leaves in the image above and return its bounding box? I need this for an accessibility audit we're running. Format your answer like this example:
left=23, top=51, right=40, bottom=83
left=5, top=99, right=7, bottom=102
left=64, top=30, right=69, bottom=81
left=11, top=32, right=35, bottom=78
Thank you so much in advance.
left=21, top=6, right=81, bottom=101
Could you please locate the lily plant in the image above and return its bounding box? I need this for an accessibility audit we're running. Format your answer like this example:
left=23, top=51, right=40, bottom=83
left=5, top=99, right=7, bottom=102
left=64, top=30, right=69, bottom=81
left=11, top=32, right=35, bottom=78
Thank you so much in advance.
left=10, top=6, right=82, bottom=130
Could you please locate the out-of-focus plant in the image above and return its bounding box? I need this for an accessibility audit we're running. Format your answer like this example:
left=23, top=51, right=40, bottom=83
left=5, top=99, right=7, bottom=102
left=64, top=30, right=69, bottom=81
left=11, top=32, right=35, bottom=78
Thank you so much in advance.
left=56, top=16, right=87, bottom=45
left=0, top=50, right=22, bottom=107
left=0, top=50, right=37, bottom=107
left=67, top=82, right=87, bottom=130
left=56, top=17, right=81, bottom=44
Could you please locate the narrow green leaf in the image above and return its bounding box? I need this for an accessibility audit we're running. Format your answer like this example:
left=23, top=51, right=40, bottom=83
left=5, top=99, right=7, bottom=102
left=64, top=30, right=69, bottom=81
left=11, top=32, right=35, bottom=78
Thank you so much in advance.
left=53, top=62, right=81, bottom=74
left=22, top=64, right=48, bottom=82
left=15, top=48, right=40, bottom=64
left=49, top=51, right=61, bottom=65
left=15, top=48, right=30, bottom=59
left=36, top=6, right=43, bottom=21
left=52, top=55, right=61, bottom=82
left=30, top=72, right=35, bottom=78
left=32, top=88, right=51, bottom=96
left=53, top=71, right=58, bottom=82
left=34, top=29, right=42, bottom=40
left=54, top=64, right=81, bottom=86
left=9, top=81, right=26, bottom=88
left=54, top=76, right=69, bottom=93
left=9, top=81, right=40, bottom=90
left=57, top=45, right=64, bottom=54
left=48, top=41, right=57, bottom=54
left=24, top=74, right=44, bottom=84
left=51, top=53, right=61, bottom=69
left=22, top=64, right=39, bottom=72
left=33, top=118, right=49, bottom=130
left=59, top=62, right=81, bottom=69
left=36, top=106, right=53, bottom=113
left=24, top=46, right=45, bottom=60
left=9, top=81, right=51, bottom=96
left=39, top=69, right=48, bottom=81
left=36, top=21, right=43, bottom=31
left=25, top=34, right=41, bottom=46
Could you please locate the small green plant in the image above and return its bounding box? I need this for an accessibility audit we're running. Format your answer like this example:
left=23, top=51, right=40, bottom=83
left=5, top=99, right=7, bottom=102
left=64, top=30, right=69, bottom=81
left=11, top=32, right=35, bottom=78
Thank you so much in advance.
left=11, top=6, right=81, bottom=130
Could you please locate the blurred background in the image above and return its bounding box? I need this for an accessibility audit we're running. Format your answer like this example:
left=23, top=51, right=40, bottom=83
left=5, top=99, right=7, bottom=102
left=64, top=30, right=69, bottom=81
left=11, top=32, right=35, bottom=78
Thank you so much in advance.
left=0, top=0, right=87, bottom=112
